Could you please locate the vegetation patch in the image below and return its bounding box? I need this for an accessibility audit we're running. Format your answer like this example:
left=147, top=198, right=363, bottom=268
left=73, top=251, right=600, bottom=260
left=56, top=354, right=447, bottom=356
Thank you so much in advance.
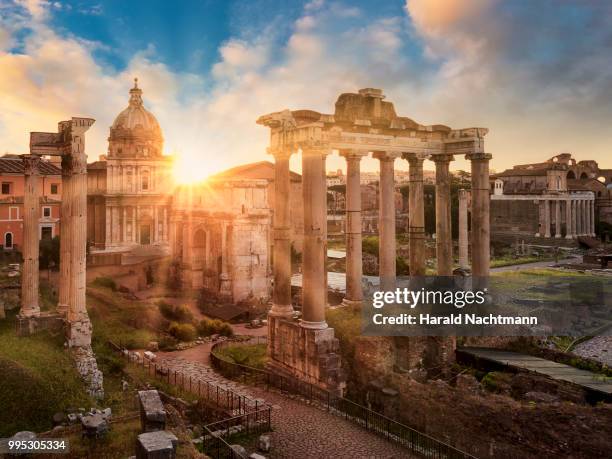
left=92, top=276, right=118, bottom=291
left=215, top=343, right=267, bottom=368
left=197, top=318, right=234, bottom=338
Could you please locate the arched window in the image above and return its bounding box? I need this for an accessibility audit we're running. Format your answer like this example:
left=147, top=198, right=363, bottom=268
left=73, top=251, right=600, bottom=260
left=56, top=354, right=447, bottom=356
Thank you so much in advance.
left=141, top=170, right=150, bottom=191
left=567, top=171, right=576, bottom=180
left=580, top=172, right=588, bottom=180
left=4, top=232, right=13, bottom=249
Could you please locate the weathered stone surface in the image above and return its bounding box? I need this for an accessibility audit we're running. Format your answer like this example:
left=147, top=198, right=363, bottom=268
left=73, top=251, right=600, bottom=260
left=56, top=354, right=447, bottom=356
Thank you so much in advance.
left=72, top=345, right=104, bottom=399
left=139, top=390, right=166, bottom=432
left=258, top=434, right=271, bottom=452
left=229, top=444, right=247, bottom=458
left=81, top=413, right=109, bottom=438
left=524, top=391, right=559, bottom=403
left=249, top=454, right=267, bottom=459
left=136, top=431, right=177, bottom=459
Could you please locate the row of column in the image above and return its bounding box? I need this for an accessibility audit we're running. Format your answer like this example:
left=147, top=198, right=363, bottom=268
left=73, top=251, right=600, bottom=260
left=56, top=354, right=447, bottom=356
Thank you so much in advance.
left=269, top=147, right=491, bottom=327
left=539, top=198, right=595, bottom=238
left=21, top=119, right=95, bottom=348
left=104, top=205, right=169, bottom=246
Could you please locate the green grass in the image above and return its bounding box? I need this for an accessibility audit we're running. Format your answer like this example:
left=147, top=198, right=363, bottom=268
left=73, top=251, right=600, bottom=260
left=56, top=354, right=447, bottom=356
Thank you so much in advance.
left=490, top=255, right=552, bottom=268
left=0, top=312, right=92, bottom=436
left=215, top=343, right=268, bottom=368
left=327, top=306, right=362, bottom=359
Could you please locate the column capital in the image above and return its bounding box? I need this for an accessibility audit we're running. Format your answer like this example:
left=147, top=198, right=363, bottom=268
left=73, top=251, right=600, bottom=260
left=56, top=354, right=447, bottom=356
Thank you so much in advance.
left=339, top=149, right=369, bottom=159
left=465, top=152, right=492, bottom=162
left=62, top=153, right=88, bottom=175
left=373, top=151, right=400, bottom=161
left=402, top=152, right=426, bottom=164
left=268, top=146, right=294, bottom=160
left=431, top=153, right=455, bottom=164
left=21, top=154, right=41, bottom=176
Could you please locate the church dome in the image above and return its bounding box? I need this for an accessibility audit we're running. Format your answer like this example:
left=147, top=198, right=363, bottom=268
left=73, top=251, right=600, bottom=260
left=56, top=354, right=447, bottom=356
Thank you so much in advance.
left=111, top=78, right=162, bottom=137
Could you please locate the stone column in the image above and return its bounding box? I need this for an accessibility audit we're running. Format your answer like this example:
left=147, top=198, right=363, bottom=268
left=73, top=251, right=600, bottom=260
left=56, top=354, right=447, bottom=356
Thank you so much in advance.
left=433, top=154, right=454, bottom=275
left=66, top=118, right=95, bottom=347
left=458, top=189, right=469, bottom=269
left=341, top=150, right=367, bottom=308
left=544, top=200, right=551, bottom=237
left=270, top=150, right=293, bottom=318
left=105, top=206, right=111, bottom=247
left=590, top=199, right=596, bottom=236
left=577, top=200, right=583, bottom=235
left=136, top=205, right=141, bottom=243
left=405, top=154, right=426, bottom=276
left=466, top=153, right=492, bottom=277
left=163, top=208, right=168, bottom=241
left=301, top=144, right=329, bottom=329
left=571, top=199, right=577, bottom=237
left=154, top=206, right=159, bottom=243
left=58, top=161, right=72, bottom=315
left=122, top=207, right=127, bottom=242
left=373, top=152, right=398, bottom=290
left=19, top=155, right=42, bottom=318
left=555, top=200, right=561, bottom=238
left=565, top=198, right=573, bottom=239
left=219, top=221, right=231, bottom=298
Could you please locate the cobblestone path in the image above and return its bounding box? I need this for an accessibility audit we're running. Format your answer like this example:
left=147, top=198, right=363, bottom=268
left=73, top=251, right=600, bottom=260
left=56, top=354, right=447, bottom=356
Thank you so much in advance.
left=573, top=336, right=612, bottom=367
left=249, top=388, right=415, bottom=459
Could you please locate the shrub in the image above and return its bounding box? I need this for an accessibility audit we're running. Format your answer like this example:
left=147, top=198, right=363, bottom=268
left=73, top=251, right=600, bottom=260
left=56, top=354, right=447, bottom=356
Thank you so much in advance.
left=158, top=301, right=174, bottom=319
left=39, top=236, right=60, bottom=270
left=168, top=322, right=197, bottom=342
left=362, top=236, right=379, bottom=256
left=158, top=335, right=179, bottom=351
left=92, top=276, right=117, bottom=291
left=197, top=318, right=234, bottom=337
left=158, top=301, right=194, bottom=323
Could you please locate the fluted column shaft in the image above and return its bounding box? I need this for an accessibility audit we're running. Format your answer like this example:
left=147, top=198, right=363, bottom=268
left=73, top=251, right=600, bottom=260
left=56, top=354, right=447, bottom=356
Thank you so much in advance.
left=58, top=161, right=72, bottom=315
left=555, top=200, right=561, bottom=238
left=341, top=150, right=366, bottom=306
left=20, top=155, right=41, bottom=318
left=565, top=198, right=572, bottom=239
left=577, top=200, right=584, bottom=235
left=544, top=200, right=551, bottom=237
left=301, top=147, right=328, bottom=329
left=405, top=154, right=426, bottom=276
left=270, top=151, right=293, bottom=317
left=433, top=155, right=454, bottom=275
left=458, top=189, right=469, bottom=269
left=590, top=199, right=596, bottom=236
left=467, top=153, right=492, bottom=277
left=374, top=152, right=398, bottom=290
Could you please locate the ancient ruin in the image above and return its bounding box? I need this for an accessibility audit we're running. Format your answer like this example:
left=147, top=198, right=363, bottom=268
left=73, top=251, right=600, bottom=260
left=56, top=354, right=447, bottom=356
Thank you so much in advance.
left=258, top=88, right=491, bottom=394
left=23, top=117, right=104, bottom=398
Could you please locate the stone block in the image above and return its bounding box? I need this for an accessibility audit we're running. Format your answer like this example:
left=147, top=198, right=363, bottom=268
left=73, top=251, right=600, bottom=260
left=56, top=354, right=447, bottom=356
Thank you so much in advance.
left=136, top=431, right=178, bottom=459
left=81, top=413, right=109, bottom=438
left=258, top=434, right=271, bottom=452
left=138, top=390, right=166, bottom=432
left=230, top=444, right=247, bottom=458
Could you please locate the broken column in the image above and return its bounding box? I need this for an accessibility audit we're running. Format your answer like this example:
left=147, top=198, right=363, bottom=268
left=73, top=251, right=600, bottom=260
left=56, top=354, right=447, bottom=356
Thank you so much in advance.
left=19, top=154, right=42, bottom=319
left=138, top=390, right=167, bottom=432
left=458, top=189, right=469, bottom=269
left=374, top=151, right=398, bottom=290
left=341, top=149, right=366, bottom=308
left=467, top=153, right=492, bottom=277
left=405, top=154, right=426, bottom=276
left=433, top=154, right=454, bottom=275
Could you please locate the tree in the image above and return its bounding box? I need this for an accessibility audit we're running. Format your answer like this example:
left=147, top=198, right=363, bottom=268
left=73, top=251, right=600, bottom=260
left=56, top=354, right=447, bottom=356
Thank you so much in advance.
left=39, top=235, right=60, bottom=270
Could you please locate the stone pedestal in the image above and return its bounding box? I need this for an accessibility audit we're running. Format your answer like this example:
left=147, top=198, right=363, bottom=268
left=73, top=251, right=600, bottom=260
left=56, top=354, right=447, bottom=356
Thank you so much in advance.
left=138, top=390, right=166, bottom=432
left=266, top=316, right=346, bottom=397
left=341, top=150, right=366, bottom=308
left=270, top=151, right=293, bottom=318
left=433, top=155, right=453, bottom=275
left=19, top=155, right=41, bottom=319
left=136, top=431, right=178, bottom=459
left=405, top=154, right=426, bottom=276
left=374, top=152, right=398, bottom=290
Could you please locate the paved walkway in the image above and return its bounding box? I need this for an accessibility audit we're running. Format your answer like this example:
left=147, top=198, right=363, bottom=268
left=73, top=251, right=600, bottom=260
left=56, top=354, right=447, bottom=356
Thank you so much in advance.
left=247, top=388, right=414, bottom=458
left=573, top=336, right=612, bottom=367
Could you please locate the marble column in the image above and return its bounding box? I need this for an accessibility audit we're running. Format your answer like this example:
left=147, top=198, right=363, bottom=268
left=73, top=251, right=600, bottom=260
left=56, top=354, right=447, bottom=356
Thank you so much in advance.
left=58, top=160, right=72, bottom=316
left=19, top=155, right=42, bottom=318
left=219, top=221, right=231, bottom=298
left=458, top=189, right=469, bottom=269
left=122, top=207, right=127, bottom=242
left=105, top=206, right=111, bottom=247
left=466, top=153, right=492, bottom=277
left=154, top=206, right=159, bottom=243
left=341, top=150, right=367, bottom=308
left=565, top=198, right=573, bottom=239
left=544, top=200, right=551, bottom=237
left=577, top=200, right=583, bottom=235
left=590, top=199, right=596, bottom=236
left=270, top=150, right=293, bottom=318
left=571, top=199, right=577, bottom=237
left=374, top=152, right=398, bottom=290
left=405, top=154, right=426, bottom=276
left=433, top=154, right=454, bottom=275
left=163, top=208, right=168, bottom=241
left=555, top=200, right=561, bottom=238
left=301, top=145, right=328, bottom=329
left=66, top=118, right=95, bottom=347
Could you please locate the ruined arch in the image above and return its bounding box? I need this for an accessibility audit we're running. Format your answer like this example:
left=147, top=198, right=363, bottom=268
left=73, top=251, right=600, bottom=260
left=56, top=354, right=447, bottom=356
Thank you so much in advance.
left=567, top=170, right=576, bottom=180
left=580, top=172, right=588, bottom=179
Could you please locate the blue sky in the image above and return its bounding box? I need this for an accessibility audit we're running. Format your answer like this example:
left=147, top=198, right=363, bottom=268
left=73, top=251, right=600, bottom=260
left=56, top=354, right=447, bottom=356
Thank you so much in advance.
left=1, top=0, right=612, bottom=178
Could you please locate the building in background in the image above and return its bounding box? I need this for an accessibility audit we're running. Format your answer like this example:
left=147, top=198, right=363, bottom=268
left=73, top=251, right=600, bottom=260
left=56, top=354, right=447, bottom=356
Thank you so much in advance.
left=0, top=156, right=62, bottom=251
left=87, top=80, right=173, bottom=257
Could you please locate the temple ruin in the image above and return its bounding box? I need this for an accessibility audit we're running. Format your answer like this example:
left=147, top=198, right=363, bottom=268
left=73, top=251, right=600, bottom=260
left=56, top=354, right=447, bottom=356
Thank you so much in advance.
left=19, top=117, right=103, bottom=398
left=258, top=88, right=491, bottom=395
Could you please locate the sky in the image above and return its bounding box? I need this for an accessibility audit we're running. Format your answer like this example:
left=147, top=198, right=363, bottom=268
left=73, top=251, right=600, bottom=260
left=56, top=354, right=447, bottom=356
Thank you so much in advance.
left=1, top=0, right=612, bottom=180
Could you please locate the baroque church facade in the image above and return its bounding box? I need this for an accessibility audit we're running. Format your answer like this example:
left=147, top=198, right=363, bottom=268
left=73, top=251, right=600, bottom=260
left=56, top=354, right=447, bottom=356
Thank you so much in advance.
left=87, top=80, right=173, bottom=256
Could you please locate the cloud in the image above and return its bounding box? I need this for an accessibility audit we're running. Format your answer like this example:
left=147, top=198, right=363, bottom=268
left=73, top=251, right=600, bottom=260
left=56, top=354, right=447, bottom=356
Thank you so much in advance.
left=1, top=0, right=612, bottom=179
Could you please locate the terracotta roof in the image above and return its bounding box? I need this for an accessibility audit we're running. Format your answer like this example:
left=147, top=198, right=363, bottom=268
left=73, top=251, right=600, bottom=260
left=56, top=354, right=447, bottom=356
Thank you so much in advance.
left=0, top=157, right=61, bottom=175
left=495, top=167, right=550, bottom=177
